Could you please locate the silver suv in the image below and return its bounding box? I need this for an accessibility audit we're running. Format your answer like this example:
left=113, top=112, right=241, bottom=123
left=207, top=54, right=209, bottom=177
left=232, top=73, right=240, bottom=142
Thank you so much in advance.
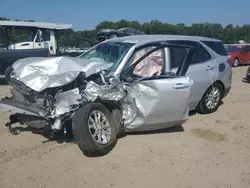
left=0, top=35, right=232, bottom=156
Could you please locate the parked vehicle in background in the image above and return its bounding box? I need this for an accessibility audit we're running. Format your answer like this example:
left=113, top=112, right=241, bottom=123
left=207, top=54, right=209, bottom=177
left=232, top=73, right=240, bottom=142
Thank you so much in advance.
left=96, top=27, right=145, bottom=41
left=75, top=27, right=146, bottom=46
left=0, top=21, right=72, bottom=55
left=225, top=44, right=250, bottom=67
left=0, top=21, right=71, bottom=77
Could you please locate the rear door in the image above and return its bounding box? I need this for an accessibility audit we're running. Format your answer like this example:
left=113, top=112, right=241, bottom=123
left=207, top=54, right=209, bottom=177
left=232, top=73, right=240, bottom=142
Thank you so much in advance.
left=167, top=40, right=213, bottom=110
left=121, top=44, right=193, bottom=131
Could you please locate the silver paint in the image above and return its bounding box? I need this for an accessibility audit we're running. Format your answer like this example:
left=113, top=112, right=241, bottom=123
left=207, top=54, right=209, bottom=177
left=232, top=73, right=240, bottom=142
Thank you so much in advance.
left=12, top=56, right=112, bottom=92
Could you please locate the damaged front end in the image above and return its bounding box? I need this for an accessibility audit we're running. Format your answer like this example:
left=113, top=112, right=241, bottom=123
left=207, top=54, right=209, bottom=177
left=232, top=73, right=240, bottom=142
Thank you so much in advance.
left=1, top=56, right=127, bottom=134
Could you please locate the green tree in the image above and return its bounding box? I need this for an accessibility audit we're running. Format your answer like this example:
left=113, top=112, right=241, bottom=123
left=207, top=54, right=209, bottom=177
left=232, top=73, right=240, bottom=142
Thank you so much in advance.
left=1, top=17, right=250, bottom=47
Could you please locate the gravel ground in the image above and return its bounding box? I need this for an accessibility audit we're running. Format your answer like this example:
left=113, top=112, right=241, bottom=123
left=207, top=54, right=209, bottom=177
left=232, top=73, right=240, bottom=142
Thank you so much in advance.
left=0, top=66, right=250, bottom=188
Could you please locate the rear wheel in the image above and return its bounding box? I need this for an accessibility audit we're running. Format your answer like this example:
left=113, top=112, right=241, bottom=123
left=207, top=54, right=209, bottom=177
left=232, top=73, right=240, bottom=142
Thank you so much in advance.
left=196, top=83, right=223, bottom=114
left=233, top=58, right=239, bottom=67
left=72, top=103, right=117, bottom=157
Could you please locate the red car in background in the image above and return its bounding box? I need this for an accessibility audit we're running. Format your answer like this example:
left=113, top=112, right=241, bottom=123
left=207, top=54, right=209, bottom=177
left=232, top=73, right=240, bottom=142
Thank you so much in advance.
left=226, top=44, right=250, bottom=67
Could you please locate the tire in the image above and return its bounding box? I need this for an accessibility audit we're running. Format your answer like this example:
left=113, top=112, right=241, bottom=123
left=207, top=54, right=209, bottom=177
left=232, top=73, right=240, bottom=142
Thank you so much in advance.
left=247, top=76, right=250, bottom=83
left=196, top=82, right=223, bottom=114
left=72, top=103, right=117, bottom=157
left=233, top=58, right=239, bottom=67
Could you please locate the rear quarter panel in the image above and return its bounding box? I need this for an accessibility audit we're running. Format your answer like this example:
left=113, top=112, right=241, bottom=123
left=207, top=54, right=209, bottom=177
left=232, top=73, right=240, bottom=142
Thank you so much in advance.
left=217, top=56, right=232, bottom=91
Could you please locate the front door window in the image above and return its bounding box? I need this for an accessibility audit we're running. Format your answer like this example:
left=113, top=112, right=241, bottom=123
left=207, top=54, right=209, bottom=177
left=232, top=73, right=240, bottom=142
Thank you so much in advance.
left=130, top=46, right=164, bottom=77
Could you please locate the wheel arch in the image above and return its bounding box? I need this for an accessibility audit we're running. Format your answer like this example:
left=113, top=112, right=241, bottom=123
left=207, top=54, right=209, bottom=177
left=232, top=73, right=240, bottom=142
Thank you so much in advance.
left=214, top=80, right=225, bottom=96
left=233, top=57, right=240, bottom=66
left=199, top=80, right=225, bottom=104
left=95, top=100, right=122, bottom=112
left=95, top=100, right=123, bottom=132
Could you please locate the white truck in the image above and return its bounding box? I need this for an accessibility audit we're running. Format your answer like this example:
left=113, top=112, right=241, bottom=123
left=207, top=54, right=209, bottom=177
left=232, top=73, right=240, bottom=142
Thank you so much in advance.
left=0, top=21, right=72, bottom=77
left=0, top=20, right=72, bottom=55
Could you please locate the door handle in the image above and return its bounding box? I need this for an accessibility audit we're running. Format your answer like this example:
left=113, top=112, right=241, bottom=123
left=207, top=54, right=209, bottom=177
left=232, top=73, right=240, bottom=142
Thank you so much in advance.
left=206, top=66, right=215, bottom=70
left=173, top=83, right=190, bottom=89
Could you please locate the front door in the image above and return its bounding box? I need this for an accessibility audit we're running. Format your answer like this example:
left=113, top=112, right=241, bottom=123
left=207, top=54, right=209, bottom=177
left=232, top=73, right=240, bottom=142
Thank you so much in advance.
left=125, top=77, right=192, bottom=131
left=33, top=30, right=44, bottom=49
left=41, top=30, right=53, bottom=55
left=121, top=43, right=193, bottom=131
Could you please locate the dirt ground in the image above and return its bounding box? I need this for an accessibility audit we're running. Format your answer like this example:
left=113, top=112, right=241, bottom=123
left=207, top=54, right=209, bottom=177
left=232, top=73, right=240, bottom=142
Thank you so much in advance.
left=0, top=66, right=250, bottom=188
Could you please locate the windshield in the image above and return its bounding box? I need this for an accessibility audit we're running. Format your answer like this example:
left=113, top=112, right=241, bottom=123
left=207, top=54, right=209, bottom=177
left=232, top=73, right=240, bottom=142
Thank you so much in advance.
left=78, top=41, right=134, bottom=71
left=226, top=45, right=242, bottom=52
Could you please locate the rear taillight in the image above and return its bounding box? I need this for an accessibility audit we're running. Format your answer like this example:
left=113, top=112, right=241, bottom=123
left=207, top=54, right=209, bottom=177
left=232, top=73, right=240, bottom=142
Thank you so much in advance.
left=48, top=51, right=50, bottom=57
left=226, top=57, right=232, bottom=66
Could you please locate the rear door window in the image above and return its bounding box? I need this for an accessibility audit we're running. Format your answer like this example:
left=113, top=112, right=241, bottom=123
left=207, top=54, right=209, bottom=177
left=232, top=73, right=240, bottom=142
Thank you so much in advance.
left=201, top=41, right=228, bottom=56
left=169, top=40, right=212, bottom=68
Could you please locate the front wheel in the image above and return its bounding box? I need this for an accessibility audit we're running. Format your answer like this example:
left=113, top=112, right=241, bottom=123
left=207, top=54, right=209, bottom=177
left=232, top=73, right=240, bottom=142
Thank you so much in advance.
left=196, top=83, right=223, bottom=114
left=72, top=103, right=117, bottom=157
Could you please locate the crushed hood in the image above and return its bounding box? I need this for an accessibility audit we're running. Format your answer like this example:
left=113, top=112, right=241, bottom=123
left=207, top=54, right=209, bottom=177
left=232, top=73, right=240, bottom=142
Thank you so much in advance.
left=11, top=56, right=113, bottom=92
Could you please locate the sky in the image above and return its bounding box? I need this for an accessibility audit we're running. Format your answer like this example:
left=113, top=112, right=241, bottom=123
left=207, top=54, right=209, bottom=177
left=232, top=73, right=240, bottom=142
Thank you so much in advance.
left=0, top=0, right=249, bottom=31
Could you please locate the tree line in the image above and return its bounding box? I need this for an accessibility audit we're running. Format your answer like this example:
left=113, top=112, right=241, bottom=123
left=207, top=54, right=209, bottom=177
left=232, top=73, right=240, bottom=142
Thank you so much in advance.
left=1, top=17, right=250, bottom=47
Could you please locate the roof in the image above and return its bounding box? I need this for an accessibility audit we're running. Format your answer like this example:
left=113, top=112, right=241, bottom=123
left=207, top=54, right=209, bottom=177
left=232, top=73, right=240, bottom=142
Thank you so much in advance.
left=109, top=35, right=221, bottom=46
left=0, top=21, right=72, bottom=30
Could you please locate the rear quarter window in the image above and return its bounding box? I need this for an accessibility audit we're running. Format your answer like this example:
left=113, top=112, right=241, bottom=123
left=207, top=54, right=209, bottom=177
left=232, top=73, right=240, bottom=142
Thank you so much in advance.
left=201, top=41, right=228, bottom=56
